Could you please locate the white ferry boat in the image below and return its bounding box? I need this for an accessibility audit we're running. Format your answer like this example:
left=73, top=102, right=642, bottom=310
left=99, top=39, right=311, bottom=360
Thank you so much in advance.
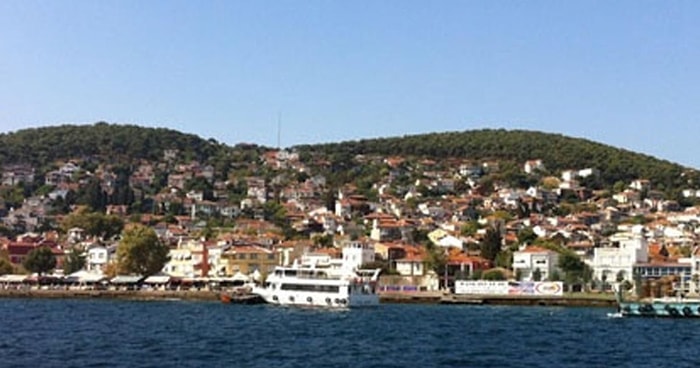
left=253, top=241, right=381, bottom=308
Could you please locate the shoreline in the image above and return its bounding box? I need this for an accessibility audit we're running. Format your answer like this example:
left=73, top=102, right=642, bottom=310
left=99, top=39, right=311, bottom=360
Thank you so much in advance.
left=0, top=289, right=618, bottom=307
left=380, top=292, right=617, bottom=307
left=0, top=289, right=221, bottom=302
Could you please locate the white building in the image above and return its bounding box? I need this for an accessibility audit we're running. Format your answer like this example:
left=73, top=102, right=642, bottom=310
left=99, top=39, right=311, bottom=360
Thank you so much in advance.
left=342, top=240, right=375, bottom=270
left=394, top=252, right=427, bottom=276
left=164, top=238, right=205, bottom=278
left=513, top=246, right=560, bottom=281
left=591, top=227, right=648, bottom=282
left=86, top=245, right=110, bottom=273
left=427, top=229, right=464, bottom=248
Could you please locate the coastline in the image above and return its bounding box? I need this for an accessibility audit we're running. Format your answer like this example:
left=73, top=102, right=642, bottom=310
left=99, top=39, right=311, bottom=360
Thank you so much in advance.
left=0, top=289, right=220, bottom=302
left=0, top=289, right=618, bottom=307
left=380, top=292, right=617, bottom=307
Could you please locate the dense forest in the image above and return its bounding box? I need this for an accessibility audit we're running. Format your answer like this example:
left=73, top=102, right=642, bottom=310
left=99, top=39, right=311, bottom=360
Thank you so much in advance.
left=0, top=122, right=237, bottom=167
left=295, top=129, right=698, bottom=193
left=0, top=122, right=273, bottom=181
left=1, top=124, right=697, bottom=195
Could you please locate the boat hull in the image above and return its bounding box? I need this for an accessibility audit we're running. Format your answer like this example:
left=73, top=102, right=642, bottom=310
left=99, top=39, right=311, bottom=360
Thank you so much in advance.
left=253, top=288, right=378, bottom=308
left=619, top=302, right=700, bottom=318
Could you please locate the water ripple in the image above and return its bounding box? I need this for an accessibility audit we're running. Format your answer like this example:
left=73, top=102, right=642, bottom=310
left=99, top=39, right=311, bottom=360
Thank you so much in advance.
left=3, top=300, right=700, bottom=367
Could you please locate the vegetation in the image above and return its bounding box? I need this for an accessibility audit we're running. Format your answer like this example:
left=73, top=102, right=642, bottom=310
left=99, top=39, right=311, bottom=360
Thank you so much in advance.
left=116, top=224, right=170, bottom=277
left=63, top=248, right=86, bottom=275
left=61, top=209, right=124, bottom=240
left=23, top=247, right=57, bottom=275
left=479, top=227, right=502, bottom=262
left=0, top=258, right=13, bottom=275
left=482, top=269, right=507, bottom=281
left=0, top=122, right=228, bottom=166
left=296, top=129, right=697, bottom=194
left=558, top=252, right=593, bottom=289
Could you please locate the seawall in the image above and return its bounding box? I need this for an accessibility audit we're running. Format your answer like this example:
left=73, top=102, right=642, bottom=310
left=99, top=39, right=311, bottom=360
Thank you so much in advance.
left=0, top=289, right=220, bottom=302
left=380, top=292, right=617, bottom=307
left=0, top=289, right=618, bottom=307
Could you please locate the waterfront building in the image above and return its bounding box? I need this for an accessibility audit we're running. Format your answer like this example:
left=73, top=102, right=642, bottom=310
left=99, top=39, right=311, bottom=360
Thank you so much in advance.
left=221, top=244, right=278, bottom=276
left=591, top=227, right=648, bottom=282
left=513, top=246, right=560, bottom=281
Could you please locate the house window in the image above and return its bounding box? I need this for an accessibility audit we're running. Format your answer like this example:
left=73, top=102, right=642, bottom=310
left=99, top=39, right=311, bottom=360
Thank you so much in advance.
left=249, top=253, right=258, bottom=260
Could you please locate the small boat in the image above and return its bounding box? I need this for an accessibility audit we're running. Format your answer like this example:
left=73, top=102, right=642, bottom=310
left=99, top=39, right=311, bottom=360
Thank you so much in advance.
left=618, top=298, right=700, bottom=318
left=220, top=285, right=264, bottom=305
left=220, top=291, right=265, bottom=305
left=614, top=284, right=700, bottom=318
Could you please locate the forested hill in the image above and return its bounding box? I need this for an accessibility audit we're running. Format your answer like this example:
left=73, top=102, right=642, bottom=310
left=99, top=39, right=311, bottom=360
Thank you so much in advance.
left=0, top=122, right=236, bottom=167
left=295, top=129, right=697, bottom=192
left=1, top=124, right=696, bottom=193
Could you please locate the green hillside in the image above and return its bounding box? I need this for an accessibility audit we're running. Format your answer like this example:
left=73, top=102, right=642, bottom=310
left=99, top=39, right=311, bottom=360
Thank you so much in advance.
left=295, top=129, right=697, bottom=193
left=1, top=124, right=696, bottom=195
left=0, top=122, right=227, bottom=166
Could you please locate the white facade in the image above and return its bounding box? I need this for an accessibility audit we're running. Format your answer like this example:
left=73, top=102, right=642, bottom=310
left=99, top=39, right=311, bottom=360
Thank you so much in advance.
left=395, top=259, right=425, bottom=276
left=342, top=241, right=375, bottom=270
left=592, top=229, right=648, bottom=282
left=513, top=247, right=559, bottom=281
left=86, top=245, right=109, bottom=272
left=164, top=239, right=204, bottom=278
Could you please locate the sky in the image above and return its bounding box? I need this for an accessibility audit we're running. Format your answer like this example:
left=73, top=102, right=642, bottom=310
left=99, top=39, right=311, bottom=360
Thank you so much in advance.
left=1, top=1, right=699, bottom=167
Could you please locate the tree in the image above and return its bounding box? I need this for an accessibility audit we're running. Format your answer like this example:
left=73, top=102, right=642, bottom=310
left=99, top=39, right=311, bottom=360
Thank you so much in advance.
left=461, top=221, right=479, bottom=237
left=61, top=209, right=124, bottom=240
left=558, top=251, right=591, bottom=291
left=23, top=246, right=57, bottom=275
left=63, top=247, right=86, bottom=275
left=116, top=224, right=170, bottom=277
left=616, top=270, right=626, bottom=283
left=479, top=227, right=502, bottom=262
left=0, top=258, right=13, bottom=275
left=482, top=269, right=506, bottom=281
left=532, top=268, right=542, bottom=282
left=425, top=244, right=447, bottom=287
left=517, top=227, right=538, bottom=245
left=549, top=269, right=561, bottom=282
left=494, top=250, right=513, bottom=269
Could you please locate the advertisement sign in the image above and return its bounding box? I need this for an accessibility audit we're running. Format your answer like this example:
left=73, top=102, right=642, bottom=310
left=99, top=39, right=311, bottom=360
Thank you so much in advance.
left=454, top=280, right=509, bottom=295
left=455, top=281, right=563, bottom=296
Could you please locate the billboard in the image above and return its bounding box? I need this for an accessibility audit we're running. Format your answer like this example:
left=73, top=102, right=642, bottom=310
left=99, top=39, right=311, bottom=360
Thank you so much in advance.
left=455, top=281, right=563, bottom=296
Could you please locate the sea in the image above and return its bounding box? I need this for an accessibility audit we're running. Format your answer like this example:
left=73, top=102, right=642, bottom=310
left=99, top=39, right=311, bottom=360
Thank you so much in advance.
left=0, top=299, right=698, bottom=368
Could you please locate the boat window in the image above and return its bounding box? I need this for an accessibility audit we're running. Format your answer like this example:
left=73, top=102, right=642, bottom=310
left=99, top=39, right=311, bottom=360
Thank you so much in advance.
left=279, top=283, right=340, bottom=293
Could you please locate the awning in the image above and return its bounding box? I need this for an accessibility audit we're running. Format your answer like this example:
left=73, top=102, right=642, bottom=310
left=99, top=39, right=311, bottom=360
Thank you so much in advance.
left=0, top=274, right=28, bottom=283
left=231, top=272, right=250, bottom=282
left=66, top=271, right=106, bottom=283
left=110, top=275, right=143, bottom=284
left=144, top=275, right=172, bottom=284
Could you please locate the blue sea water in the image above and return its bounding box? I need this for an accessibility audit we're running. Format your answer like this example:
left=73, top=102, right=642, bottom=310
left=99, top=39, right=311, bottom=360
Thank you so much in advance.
left=0, top=299, right=699, bottom=368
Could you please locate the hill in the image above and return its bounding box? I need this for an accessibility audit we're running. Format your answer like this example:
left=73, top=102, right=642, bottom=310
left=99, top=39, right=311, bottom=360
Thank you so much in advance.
left=0, top=124, right=696, bottom=195
left=294, top=129, right=697, bottom=193
left=0, top=122, right=229, bottom=167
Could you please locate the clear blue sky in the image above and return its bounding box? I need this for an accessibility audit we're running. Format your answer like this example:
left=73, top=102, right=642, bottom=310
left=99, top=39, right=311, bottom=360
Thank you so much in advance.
left=1, top=1, right=699, bottom=167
